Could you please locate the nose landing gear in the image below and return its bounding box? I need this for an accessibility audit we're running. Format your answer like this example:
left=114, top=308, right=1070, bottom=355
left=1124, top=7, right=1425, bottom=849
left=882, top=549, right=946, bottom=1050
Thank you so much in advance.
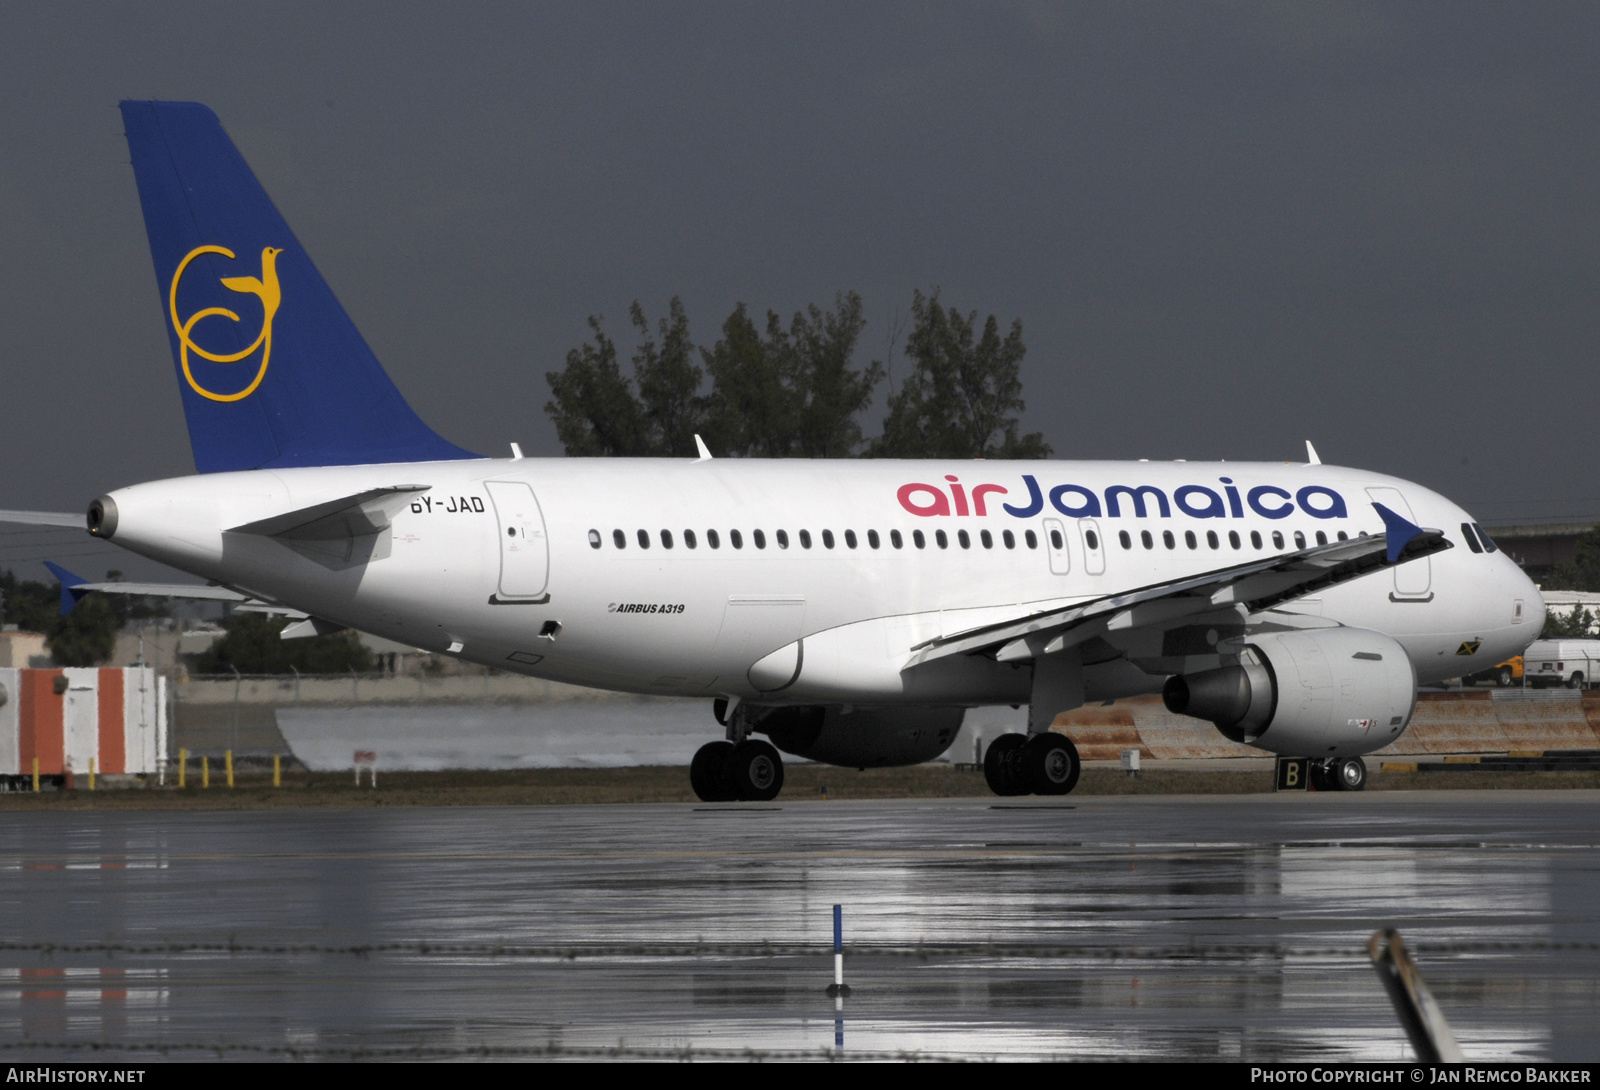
left=690, top=738, right=784, bottom=802
left=1308, top=756, right=1367, bottom=792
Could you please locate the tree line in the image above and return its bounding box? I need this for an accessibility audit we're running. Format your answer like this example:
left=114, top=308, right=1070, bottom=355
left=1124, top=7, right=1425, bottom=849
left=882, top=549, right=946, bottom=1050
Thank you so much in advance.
left=544, top=289, right=1050, bottom=460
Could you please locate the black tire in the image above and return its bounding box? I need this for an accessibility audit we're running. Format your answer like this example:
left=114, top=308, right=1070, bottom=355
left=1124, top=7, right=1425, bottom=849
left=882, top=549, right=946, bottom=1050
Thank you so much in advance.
left=725, top=739, right=784, bottom=801
left=1497, top=667, right=1514, bottom=687
left=1022, top=732, right=1081, bottom=796
left=690, top=740, right=735, bottom=802
left=1570, top=673, right=1586, bottom=690
left=983, top=733, right=1028, bottom=796
left=1332, top=756, right=1367, bottom=792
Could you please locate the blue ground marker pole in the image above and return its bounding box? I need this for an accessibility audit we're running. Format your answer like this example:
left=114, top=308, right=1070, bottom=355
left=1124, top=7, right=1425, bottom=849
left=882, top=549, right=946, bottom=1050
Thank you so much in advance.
left=826, top=904, right=851, bottom=998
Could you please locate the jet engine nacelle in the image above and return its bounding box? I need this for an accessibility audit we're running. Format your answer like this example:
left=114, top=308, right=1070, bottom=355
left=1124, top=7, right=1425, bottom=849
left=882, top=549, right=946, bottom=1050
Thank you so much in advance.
left=1162, top=627, right=1416, bottom=758
left=753, top=705, right=964, bottom=768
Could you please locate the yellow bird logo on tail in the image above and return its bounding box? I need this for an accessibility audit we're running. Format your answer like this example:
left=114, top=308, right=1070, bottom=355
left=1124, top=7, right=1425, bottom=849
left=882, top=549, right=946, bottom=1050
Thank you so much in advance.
left=169, top=245, right=283, bottom=402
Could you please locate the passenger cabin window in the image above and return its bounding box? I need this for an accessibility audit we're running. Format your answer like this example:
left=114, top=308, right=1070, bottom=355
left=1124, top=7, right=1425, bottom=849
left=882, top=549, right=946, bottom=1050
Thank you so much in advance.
left=867, top=529, right=880, bottom=549
left=776, top=529, right=790, bottom=549
left=935, top=529, right=948, bottom=549
left=753, top=529, right=767, bottom=549
left=1084, top=530, right=1098, bottom=550
left=685, top=529, right=697, bottom=549
left=730, top=529, right=743, bottom=549
left=891, top=530, right=904, bottom=549
left=1162, top=530, right=1175, bottom=549
left=1119, top=530, right=1132, bottom=550
left=1294, top=530, right=1306, bottom=549
left=1272, top=531, right=1284, bottom=549
left=660, top=530, right=673, bottom=549
left=1315, top=531, right=1327, bottom=546
left=1337, top=531, right=1347, bottom=541
left=1461, top=523, right=1483, bottom=553
left=1228, top=531, right=1240, bottom=549
left=708, top=529, right=721, bottom=549
left=1141, top=530, right=1153, bottom=549
left=799, top=529, right=812, bottom=549
left=958, top=529, right=971, bottom=549
left=1185, top=530, right=1197, bottom=550
left=913, top=530, right=927, bottom=549
left=1050, top=528, right=1064, bottom=550
left=1206, top=530, right=1219, bottom=549
left=845, top=530, right=858, bottom=549
left=1025, top=530, right=1038, bottom=549
left=613, top=529, right=626, bottom=549
left=588, top=529, right=602, bottom=549
left=981, top=530, right=993, bottom=549
left=637, top=529, right=650, bottom=549
left=1250, top=530, right=1262, bottom=549
left=823, top=530, right=835, bottom=549
left=1004, top=530, right=1016, bottom=549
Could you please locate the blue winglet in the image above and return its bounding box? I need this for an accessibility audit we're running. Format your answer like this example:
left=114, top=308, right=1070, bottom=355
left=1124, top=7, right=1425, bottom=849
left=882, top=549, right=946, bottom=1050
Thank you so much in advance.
left=1371, top=503, right=1423, bottom=565
left=43, top=562, right=89, bottom=615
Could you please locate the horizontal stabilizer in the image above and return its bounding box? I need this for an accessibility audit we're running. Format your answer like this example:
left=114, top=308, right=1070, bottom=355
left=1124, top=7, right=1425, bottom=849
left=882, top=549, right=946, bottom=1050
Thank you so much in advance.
left=42, top=560, right=261, bottom=614
left=228, top=485, right=428, bottom=539
left=0, top=509, right=83, bottom=528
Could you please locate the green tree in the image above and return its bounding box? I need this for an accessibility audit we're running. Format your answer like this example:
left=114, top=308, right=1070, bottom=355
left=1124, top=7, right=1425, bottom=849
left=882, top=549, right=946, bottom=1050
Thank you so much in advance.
left=0, top=569, right=119, bottom=666
left=874, top=289, right=1050, bottom=459
left=197, top=613, right=374, bottom=675
left=1543, top=605, right=1599, bottom=638
left=544, top=299, right=702, bottom=457
left=47, top=595, right=117, bottom=666
left=630, top=299, right=704, bottom=458
left=701, top=292, right=881, bottom=458
left=1545, top=528, right=1600, bottom=592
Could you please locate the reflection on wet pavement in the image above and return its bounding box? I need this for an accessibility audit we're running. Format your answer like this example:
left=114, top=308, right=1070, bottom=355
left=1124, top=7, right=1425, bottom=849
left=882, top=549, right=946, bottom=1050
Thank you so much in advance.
left=0, top=792, right=1595, bottom=1060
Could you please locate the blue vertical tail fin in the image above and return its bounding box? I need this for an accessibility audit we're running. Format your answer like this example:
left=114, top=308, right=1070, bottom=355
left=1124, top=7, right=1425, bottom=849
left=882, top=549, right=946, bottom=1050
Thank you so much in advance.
left=119, top=101, right=479, bottom=472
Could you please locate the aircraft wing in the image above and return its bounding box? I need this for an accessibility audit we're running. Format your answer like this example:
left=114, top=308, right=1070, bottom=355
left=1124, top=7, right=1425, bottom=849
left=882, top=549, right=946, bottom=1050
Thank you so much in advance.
left=0, top=509, right=83, bottom=528
left=906, top=503, right=1451, bottom=667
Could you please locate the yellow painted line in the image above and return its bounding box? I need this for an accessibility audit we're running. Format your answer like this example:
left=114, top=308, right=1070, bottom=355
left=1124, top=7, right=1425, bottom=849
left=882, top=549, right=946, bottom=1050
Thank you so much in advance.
left=1509, top=750, right=1545, bottom=758
left=1380, top=762, right=1418, bottom=773
left=1444, top=755, right=1481, bottom=764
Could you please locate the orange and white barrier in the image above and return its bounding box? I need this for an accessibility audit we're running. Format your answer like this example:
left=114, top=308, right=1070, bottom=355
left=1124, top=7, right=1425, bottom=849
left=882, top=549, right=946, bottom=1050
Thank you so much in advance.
left=0, top=667, right=166, bottom=776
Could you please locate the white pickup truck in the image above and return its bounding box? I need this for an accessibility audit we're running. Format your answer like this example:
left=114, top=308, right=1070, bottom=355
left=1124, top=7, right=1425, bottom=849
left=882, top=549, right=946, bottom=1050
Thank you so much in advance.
left=1523, top=639, right=1600, bottom=689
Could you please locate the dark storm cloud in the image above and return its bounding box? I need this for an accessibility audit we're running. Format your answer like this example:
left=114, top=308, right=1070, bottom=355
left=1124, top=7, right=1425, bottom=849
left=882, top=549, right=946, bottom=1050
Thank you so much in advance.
left=0, top=2, right=1596, bottom=575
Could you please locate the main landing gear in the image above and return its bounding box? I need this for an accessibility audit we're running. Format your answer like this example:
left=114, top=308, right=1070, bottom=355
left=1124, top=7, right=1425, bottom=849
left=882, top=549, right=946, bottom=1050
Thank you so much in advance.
left=690, top=738, right=785, bottom=802
left=984, top=732, right=1081, bottom=797
left=1309, top=756, right=1367, bottom=792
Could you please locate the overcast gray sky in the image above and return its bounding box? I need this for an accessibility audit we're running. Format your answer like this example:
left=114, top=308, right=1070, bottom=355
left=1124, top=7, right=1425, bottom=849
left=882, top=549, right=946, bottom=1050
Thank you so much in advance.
left=1, top=2, right=1597, bottom=578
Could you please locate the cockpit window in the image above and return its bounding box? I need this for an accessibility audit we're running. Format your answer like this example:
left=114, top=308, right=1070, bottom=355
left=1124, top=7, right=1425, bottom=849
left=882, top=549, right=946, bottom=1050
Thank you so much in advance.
left=1460, top=522, right=1483, bottom=554
left=1473, top=523, right=1499, bottom=553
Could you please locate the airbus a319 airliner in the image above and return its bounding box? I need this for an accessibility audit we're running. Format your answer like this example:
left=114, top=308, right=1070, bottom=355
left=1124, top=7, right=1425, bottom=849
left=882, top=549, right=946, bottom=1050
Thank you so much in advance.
left=1, top=102, right=1542, bottom=801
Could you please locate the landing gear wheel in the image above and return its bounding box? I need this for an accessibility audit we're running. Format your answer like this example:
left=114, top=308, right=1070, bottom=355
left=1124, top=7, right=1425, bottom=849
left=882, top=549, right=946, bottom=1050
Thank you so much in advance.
left=983, top=733, right=1028, bottom=796
left=1023, top=733, right=1081, bottom=796
left=725, top=739, right=784, bottom=801
left=1331, top=756, right=1367, bottom=792
left=690, top=741, right=736, bottom=802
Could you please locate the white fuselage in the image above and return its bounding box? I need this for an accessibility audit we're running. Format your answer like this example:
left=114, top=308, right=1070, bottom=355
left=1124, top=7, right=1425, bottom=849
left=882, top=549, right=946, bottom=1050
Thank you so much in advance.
left=99, top=458, right=1542, bottom=707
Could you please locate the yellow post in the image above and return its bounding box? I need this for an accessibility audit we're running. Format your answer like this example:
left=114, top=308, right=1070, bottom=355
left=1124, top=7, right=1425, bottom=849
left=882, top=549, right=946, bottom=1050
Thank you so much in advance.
left=273, top=754, right=281, bottom=788
left=31, top=757, right=39, bottom=793
left=226, top=750, right=234, bottom=789
left=89, top=757, right=96, bottom=792
left=178, top=748, right=187, bottom=788
left=202, top=755, right=210, bottom=789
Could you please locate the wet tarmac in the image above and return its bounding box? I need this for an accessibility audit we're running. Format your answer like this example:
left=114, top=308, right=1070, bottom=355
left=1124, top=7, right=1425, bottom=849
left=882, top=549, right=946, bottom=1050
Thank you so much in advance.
left=0, top=792, right=1596, bottom=1061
